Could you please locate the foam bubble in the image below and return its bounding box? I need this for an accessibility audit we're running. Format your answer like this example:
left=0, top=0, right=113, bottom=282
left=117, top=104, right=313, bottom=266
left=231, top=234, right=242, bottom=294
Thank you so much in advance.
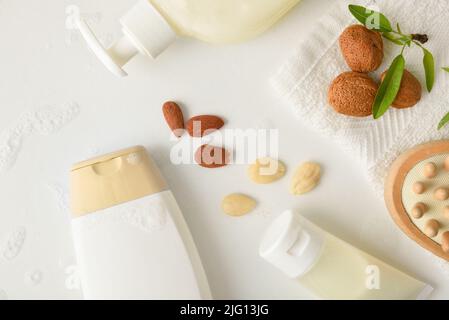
left=1, top=226, right=26, bottom=261
left=0, top=102, right=80, bottom=173
left=80, top=196, right=168, bottom=233
left=122, top=199, right=167, bottom=232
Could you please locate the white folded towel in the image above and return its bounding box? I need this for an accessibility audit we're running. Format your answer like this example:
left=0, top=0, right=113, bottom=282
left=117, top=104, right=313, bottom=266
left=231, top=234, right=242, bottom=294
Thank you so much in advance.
left=273, top=0, right=449, bottom=196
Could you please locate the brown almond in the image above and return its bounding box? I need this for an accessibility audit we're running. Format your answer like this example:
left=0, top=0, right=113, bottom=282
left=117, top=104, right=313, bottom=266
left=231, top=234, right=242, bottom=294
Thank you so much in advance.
left=380, top=69, right=422, bottom=109
left=162, top=101, right=184, bottom=137
left=195, top=144, right=229, bottom=168
left=328, top=71, right=378, bottom=117
left=339, top=24, right=384, bottom=73
left=186, top=115, right=224, bottom=137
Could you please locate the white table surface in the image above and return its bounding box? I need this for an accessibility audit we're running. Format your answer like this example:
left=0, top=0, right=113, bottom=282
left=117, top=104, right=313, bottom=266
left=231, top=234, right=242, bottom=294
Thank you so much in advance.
left=0, top=0, right=448, bottom=300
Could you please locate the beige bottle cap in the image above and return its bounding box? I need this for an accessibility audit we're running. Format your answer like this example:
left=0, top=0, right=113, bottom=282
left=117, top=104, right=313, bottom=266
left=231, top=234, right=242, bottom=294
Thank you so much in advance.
left=70, top=146, right=167, bottom=217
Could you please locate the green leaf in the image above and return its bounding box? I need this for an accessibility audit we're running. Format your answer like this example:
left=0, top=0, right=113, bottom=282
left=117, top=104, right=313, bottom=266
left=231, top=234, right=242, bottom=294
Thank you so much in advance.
left=372, top=54, right=405, bottom=119
left=348, top=4, right=393, bottom=32
left=438, top=111, right=449, bottom=130
left=423, top=48, right=435, bottom=92
left=382, top=33, right=404, bottom=45
left=443, top=67, right=449, bottom=73
left=396, top=23, right=402, bottom=34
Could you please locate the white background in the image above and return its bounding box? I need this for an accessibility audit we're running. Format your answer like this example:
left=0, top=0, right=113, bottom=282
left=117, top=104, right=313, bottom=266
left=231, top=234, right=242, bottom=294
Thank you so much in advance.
left=0, top=0, right=448, bottom=299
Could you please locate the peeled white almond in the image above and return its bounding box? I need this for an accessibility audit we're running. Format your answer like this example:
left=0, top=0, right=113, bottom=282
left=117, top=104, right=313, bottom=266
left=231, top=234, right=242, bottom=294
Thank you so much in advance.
left=248, top=158, right=286, bottom=184
left=290, top=162, right=321, bottom=195
left=221, top=193, right=256, bottom=217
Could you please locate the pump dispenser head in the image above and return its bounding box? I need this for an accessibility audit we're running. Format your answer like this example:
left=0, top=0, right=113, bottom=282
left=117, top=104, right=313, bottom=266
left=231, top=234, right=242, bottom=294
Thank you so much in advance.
left=77, top=0, right=177, bottom=77
left=259, top=210, right=324, bottom=278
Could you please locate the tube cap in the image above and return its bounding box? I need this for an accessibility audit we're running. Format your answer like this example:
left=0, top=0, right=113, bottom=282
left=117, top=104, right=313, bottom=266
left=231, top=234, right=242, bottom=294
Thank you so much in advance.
left=70, top=146, right=167, bottom=217
left=77, top=0, right=177, bottom=77
left=259, top=210, right=324, bottom=278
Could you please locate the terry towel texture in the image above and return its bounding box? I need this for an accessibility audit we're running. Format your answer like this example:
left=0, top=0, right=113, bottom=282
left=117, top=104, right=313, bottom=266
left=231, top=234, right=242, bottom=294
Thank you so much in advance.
left=273, top=0, right=449, bottom=196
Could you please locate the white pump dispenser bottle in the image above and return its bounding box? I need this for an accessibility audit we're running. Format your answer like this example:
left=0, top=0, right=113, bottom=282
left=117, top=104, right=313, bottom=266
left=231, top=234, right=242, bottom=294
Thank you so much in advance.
left=77, top=0, right=301, bottom=76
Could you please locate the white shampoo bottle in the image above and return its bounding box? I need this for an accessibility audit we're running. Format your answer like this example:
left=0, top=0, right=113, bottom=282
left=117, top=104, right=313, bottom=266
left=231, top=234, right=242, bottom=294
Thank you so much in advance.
left=69, top=146, right=211, bottom=300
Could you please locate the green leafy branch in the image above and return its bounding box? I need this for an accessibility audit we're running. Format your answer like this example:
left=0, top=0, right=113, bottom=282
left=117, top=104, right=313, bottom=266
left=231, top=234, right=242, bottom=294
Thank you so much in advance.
left=348, top=5, right=435, bottom=119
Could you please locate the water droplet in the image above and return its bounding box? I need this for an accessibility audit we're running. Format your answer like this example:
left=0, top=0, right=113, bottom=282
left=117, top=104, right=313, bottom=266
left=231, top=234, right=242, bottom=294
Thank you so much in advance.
left=254, top=207, right=272, bottom=218
left=65, top=265, right=81, bottom=291
left=24, top=269, right=43, bottom=286
left=126, top=153, right=141, bottom=165
left=46, top=183, right=70, bottom=216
